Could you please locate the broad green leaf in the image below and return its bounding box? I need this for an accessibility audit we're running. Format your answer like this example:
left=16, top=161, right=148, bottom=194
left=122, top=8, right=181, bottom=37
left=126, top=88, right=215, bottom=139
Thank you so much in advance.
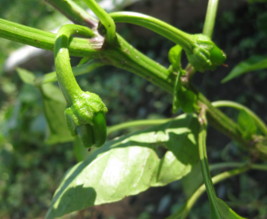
left=222, top=56, right=267, bottom=83
left=17, top=68, right=36, bottom=85
left=46, top=114, right=199, bottom=218
left=41, top=83, right=73, bottom=144
left=237, top=110, right=258, bottom=139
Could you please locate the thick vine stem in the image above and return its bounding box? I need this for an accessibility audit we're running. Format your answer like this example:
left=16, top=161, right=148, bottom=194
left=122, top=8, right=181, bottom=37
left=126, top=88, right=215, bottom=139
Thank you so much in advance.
left=110, top=11, right=194, bottom=51
left=0, top=18, right=102, bottom=57
left=83, top=0, right=116, bottom=43
left=198, top=94, right=249, bottom=147
left=45, top=0, right=97, bottom=28
left=54, top=24, right=95, bottom=103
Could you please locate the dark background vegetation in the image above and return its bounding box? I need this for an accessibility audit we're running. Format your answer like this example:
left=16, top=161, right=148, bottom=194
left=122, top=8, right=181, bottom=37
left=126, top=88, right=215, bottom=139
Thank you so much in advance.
left=0, top=0, right=267, bottom=218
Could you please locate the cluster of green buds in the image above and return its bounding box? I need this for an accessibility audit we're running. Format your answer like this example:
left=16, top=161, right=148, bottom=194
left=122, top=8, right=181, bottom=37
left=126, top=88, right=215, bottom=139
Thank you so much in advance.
left=185, top=34, right=226, bottom=72
left=64, top=91, right=108, bottom=147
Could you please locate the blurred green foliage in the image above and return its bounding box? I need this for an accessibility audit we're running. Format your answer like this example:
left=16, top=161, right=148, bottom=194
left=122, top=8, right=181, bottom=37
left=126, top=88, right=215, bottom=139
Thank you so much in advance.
left=0, top=82, right=76, bottom=218
left=0, top=0, right=67, bottom=66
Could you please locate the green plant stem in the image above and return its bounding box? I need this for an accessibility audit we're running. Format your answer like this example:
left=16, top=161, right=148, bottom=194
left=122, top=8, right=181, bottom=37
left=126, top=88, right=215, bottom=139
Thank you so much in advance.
left=168, top=166, right=248, bottom=219
left=198, top=94, right=248, bottom=146
left=83, top=0, right=116, bottom=43
left=210, top=162, right=267, bottom=171
left=54, top=24, right=94, bottom=104
left=39, top=61, right=106, bottom=84
left=203, top=0, right=219, bottom=38
left=250, top=163, right=267, bottom=171
left=110, top=11, right=194, bottom=51
left=45, top=0, right=97, bottom=28
left=210, top=162, right=248, bottom=170
left=198, top=122, right=221, bottom=218
left=212, top=100, right=267, bottom=136
left=169, top=162, right=267, bottom=219
left=0, top=18, right=101, bottom=57
left=107, top=118, right=171, bottom=135
left=104, top=34, right=174, bottom=92
left=0, top=18, right=54, bottom=49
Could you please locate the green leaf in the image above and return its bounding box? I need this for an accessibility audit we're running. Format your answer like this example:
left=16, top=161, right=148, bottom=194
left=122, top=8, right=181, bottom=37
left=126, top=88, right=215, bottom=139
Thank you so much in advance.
left=169, top=45, right=184, bottom=113
left=172, top=72, right=198, bottom=114
left=197, top=124, right=246, bottom=219
left=41, top=83, right=74, bottom=144
left=216, top=198, right=247, bottom=219
left=169, top=178, right=247, bottom=219
left=178, top=86, right=198, bottom=113
left=173, top=84, right=198, bottom=114
left=222, top=56, right=267, bottom=83
left=17, top=68, right=36, bottom=85
left=181, top=162, right=202, bottom=198
left=46, top=114, right=199, bottom=218
left=168, top=44, right=183, bottom=71
left=237, top=110, right=258, bottom=139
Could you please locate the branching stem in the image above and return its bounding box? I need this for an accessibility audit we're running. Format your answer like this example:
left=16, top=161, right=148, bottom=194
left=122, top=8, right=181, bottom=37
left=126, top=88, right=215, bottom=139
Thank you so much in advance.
left=203, top=0, right=220, bottom=38
left=212, top=100, right=267, bottom=136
